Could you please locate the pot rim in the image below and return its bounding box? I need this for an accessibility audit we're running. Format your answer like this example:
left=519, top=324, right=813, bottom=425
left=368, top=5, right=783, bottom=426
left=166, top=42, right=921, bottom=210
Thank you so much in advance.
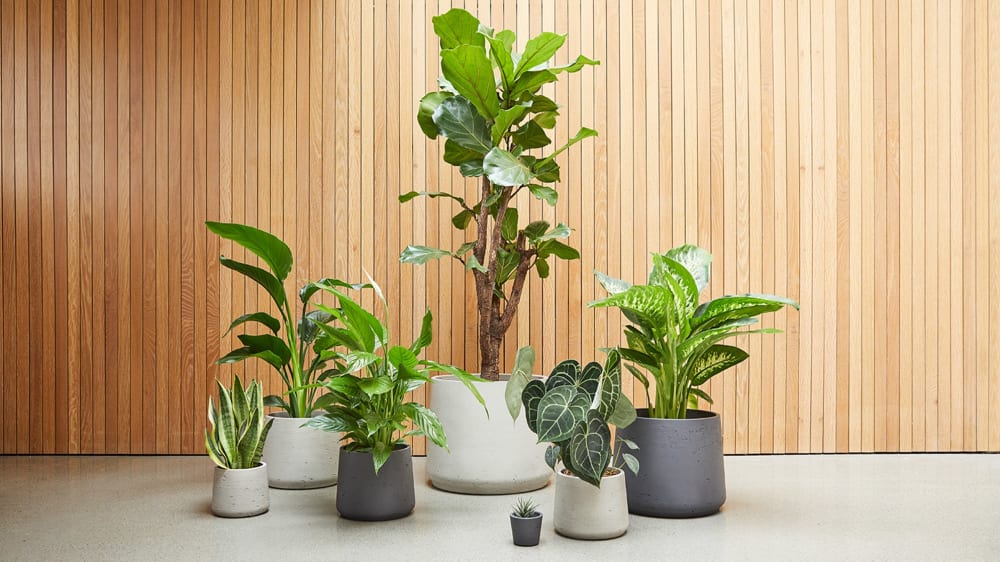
left=431, top=373, right=545, bottom=383
left=340, top=443, right=411, bottom=456
left=556, top=466, right=623, bottom=480
left=510, top=512, right=543, bottom=520
left=632, top=407, right=720, bottom=421
left=214, top=461, right=267, bottom=472
left=266, top=411, right=326, bottom=420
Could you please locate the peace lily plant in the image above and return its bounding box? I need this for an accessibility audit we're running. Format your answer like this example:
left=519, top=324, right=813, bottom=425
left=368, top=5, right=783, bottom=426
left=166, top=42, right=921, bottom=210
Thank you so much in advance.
left=400, top=8, right=600, bottom=380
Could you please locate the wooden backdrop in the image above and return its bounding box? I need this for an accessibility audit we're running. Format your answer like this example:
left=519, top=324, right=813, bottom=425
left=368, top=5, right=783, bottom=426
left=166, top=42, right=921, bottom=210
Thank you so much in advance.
left=2, top=0, right=999, bottom=455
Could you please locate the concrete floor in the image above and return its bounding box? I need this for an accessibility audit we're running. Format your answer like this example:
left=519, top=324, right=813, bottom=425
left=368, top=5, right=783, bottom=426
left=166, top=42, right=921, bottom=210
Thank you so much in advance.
left=0, top=454, right=997, bottom=561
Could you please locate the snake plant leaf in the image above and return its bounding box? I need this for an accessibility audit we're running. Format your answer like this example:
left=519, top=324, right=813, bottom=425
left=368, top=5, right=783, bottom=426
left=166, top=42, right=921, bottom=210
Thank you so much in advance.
left=231, top=375, right=249, bottom=425
left=544, top=443, right=561, bottom=471
left=440, top=45, right=500, bottom=120
left=690, top=344, right=750, bottom=386
left=597, top=350, right=622, bottom=419
left=219, top=257, right=287, bottom=310
left=204, top=428, right=228, bottom=469
left=205, top=221, right=293, bottom=281
left=664, top=244, right=713, bottom=293
left=567, top=410, right=612, bottom=487
left=432, top=8, right=484, bottom=50
left=505, top=346, right=536, bottom=420
left=514, top=32, right=566, bottom=77
left=606, top=392, right=637, bottom=428
left=491, top=103, right=530, bottom=145
left=215, top=380, right=238, bottom=465
left=521, top=379, right=546, bottom=432
left=545, top=359, right=581, bottom=391
left=237, top=407, right=261, bottom=468
left=417, top=91, right=453, bottom=139
left=535, top=385, right=590, bottom=443
left=432, top=96, right=493, bottom=153
left=484, top=148, right=534, bottom=187
left=402, top=402, right=448, bottom=450
left=225, top=312, right=281, bottom=336
left=409, top=309, right=434, bottom=353
left=594, top=270, right=632, bottom=295
left=251, top=417, right=273, bottom=467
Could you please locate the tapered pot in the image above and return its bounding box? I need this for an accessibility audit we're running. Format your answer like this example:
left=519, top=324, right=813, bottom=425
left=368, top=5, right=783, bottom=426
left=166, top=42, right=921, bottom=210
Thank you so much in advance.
left=426, top=375, right=551, bottom=494
left=336, top=444, right=415, bottom=521
left=510, top=513, right=543, bottom=546
left=553, top=469, right=629, bottom=540
left=211, top=463, right=270, bottom=518
left=618, top=408, right=726, bottom=518
left=261, top=412, right=340, bottom=489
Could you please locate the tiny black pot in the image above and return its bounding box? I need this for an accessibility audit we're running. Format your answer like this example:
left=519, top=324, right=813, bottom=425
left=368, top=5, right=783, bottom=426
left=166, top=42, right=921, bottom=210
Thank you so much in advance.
left=618, top=408, right=726, bottom=518
left=510, top=512, right=543, bottom=546
left=336, top=444, right=415, bottom=521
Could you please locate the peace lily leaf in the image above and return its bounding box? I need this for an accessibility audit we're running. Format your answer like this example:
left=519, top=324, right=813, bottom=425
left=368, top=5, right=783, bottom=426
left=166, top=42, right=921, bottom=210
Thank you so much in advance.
left=417, top=91, right=452, bottom=139
left=483, top=148, right=534, bottom=187
left=432, top=8, right=484, bottom=49
left=206, top=221, right=293, bottom=281
left=527, top=184, right=558, bottom=206
left=441, top=45, right=500, bottom=120
left=514, top=32, right=566, bottom=77
left=409, top=309, right=434, bottom=353
left=432, top=96, right=493, bottom=153
left=401, top=402, right=448, bottom=449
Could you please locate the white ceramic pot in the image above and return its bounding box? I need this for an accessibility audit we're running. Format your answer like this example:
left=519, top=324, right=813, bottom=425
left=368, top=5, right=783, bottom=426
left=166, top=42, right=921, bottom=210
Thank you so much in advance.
left=553, top=468, right=630, bottom=540
left=261, top=413, right=340, bottom=489
left=211, top=462, right=270, bottom=518
left=426, top=375, right=551, bottom=494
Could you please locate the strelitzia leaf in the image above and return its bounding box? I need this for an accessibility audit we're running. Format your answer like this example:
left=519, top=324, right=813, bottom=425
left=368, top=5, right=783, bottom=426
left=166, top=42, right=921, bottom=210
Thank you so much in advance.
left=206, top=221, right=293, bottom=281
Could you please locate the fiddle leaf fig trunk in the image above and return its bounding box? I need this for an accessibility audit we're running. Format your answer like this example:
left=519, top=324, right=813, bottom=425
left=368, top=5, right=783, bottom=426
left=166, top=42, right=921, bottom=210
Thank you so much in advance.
left=401, top=8, right=599, bottom=380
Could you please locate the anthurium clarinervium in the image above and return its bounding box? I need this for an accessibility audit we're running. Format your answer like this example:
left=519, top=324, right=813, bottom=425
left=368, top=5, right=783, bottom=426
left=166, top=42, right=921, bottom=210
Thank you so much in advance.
left=401, top=8, right=599, bottom=381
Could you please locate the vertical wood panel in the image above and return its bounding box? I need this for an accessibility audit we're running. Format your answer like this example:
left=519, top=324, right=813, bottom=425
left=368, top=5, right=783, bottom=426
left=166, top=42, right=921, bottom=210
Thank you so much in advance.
left=3, top=0, right=999, bottom=454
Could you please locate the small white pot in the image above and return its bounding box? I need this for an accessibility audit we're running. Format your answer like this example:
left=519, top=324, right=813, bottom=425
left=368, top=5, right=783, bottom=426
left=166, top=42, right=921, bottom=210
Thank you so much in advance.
left=211, top=463, right=270, bottom=518
left=261, top=413, right=340, bottom=489
left=426, top=375, right=552, bottom=494
left=554, top=468, right=630, bottom=540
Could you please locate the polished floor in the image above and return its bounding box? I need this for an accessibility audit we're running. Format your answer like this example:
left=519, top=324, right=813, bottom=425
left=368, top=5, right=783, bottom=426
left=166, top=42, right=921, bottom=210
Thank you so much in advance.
left=0, top=454, right=997, bottom=561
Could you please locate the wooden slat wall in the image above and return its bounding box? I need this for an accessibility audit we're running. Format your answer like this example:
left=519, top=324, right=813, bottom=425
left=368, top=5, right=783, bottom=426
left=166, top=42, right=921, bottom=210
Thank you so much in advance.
left=2, top=0, right=999, bottom=455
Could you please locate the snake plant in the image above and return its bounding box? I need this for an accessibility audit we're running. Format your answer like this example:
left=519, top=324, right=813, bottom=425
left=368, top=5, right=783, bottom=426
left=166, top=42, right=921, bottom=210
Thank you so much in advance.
left=589, top=244, right=799, bottom=420
left=205, top=376, right=273, bottom=470
left=519, top=350, right=638, bottom=488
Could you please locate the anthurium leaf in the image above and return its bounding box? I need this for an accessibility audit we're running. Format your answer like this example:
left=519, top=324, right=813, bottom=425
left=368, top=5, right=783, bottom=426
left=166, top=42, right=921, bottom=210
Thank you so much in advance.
left=545, top=359, right=581, bottom=391
left=544, top=443, right=561, bottom=470
left=491, top=103, right=530, bottom=145
left=206, top=222, right=293, bottom=281
left=417, top=91, right=453, bottom=139
left=521, top=379, right=546, bottom=433
left=483, top=147, right=533, bottom=187
left=663, top=244, right=714, bottom=293
left=505, top=345, right=536, bottom=420
left=690, top=344, right=749, bottom=386
left=440, top=45, right=500, bottom=120
left=535, top=385, right=591, bottom=443
left=606, top=392, right=637, bottom=428
left=622, top=452, right=640, bottom=475
left=549, top=54, right=600, bottom=74
left=225, top=312, right=281, bottom=336
left=432, top=96, right=493, bottom=153
left=512, top=120, right=552, bottom=149
left=568, top=410, right=612, bottom=487
left=219, top=258, right=287, bottom=310
left=527, top=184, right=558, bottom=206
left=597, top=350, right=622, bottom=419
left=400, top=245, right=453, bottom=264
left=510, top=70, right=558, bottom=99
left=432, top=8, right=484, bottom=49
left=444, top=138, right=485, bottom=165
left=514, top=32, right=566, bottom=77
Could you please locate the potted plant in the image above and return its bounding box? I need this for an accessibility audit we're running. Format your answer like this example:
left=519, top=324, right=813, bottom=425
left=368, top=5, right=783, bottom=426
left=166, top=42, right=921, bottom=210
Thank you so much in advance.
left=589, top=244, right=799, bottom=517
left=509, top=496, right=542, bottom=547
left=302, top=279, right=484, bottom=521
left=206, top=221, right=342, bottom=490
left=205, top=376, right=273, bottom=518
left=517, top=350, right=638, bottom=540
left=400, top=7, right=600, bottom=494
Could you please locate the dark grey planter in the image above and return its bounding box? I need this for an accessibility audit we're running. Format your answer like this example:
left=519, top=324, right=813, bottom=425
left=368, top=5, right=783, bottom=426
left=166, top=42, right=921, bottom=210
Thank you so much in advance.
left=336, top=444, right=415, bottom=521
left=510, top=513, right=543, bottom=546
left=618, top=408, right=726, bottom=518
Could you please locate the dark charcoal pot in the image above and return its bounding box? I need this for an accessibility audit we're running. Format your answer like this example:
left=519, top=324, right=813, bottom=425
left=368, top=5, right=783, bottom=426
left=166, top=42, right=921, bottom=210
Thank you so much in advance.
left=618, top=408, right=726, bottom=518
left=509, top=513, right=543, bottom=546
left=336, top=444, right=415, bottom=521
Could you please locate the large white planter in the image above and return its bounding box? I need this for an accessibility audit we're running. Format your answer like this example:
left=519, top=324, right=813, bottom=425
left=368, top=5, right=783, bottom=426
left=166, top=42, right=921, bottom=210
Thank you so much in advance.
left=211, top=462, right=269, bottom=518
left=261, top=413, right=340, bottom=489
left=554, top=468, right=629, bottom=540
left=426, top=375, right=551, bottom=494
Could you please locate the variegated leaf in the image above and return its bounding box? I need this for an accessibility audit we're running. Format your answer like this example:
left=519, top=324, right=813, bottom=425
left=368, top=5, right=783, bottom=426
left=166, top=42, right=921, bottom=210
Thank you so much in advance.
left=567, top=410, right=612, bottom=487
left=535, top=386, right=590, bottom=443
left=690, top=344, right=749, bottom=386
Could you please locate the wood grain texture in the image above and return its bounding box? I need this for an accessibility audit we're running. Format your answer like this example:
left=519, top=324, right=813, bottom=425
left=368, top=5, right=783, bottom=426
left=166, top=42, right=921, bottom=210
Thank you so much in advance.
left=2, top=0, right=998, bottom=454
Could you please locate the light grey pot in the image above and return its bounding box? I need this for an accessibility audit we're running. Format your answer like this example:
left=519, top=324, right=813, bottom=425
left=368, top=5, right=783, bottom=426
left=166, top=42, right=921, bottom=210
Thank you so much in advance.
left=618, top=408, right=726, bottom=518
left=211, top=462, right=270, bottom=518
left=261, top=412, right=339, bottom=489
left=336, top=444, right=415, bottom=521
left=553, top=469, right=629, bottom=540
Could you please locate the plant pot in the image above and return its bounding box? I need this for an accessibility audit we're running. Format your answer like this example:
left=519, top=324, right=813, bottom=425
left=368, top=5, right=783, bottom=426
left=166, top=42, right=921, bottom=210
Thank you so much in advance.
left=426, top=375, right=551, bottom=494
left=261, top=412, right=340, bottom=489
left=510, top=512, right=543, bottom=546
left=336, top=444, right=415, bottom=521
left=618, top=408, right=726, bottom=518
left=553, top=468, right=629, bottom=540
left=211, top=462, right=270, bottom=518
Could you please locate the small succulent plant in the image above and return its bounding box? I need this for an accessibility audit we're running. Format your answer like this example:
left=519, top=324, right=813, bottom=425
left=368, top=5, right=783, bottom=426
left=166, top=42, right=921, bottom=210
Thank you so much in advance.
left=511, top=496, right=540, bottom=518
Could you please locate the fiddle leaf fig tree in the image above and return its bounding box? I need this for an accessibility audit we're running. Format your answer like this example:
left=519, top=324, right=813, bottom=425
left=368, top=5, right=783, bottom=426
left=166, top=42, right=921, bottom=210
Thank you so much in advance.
left=401, top=8, right=599, bottom=381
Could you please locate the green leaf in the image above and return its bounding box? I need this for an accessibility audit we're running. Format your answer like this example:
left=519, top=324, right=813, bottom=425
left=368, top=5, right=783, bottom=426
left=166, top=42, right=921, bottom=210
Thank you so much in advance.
left=398, top=190, right=468, bottom=207
left=597, top=350, right=622, bottom=420
left=544, top=443, right=561, bottom=470
left=387, top=345, right=419, bottom=373
left=512, top=120, right=552, bottom=149
left=459, top=160, right=485, bottom=177
left=217, top=347, right=285, bottom=371
left=219, top=258, right=287, bottom=310
left=409, top=309, right=434, bottom=353
left=538, top=127, right=598, bottom=166
left=527, top=184, right=558, bottom=206
left=589, top=285, right=675, bottom=333
left=514, top=32, right=567, bottom=77
left=568, top=410, right=612, bottom=487
left=533, top=111, right=558, bottom=129
left=206, top=222, right=293, bottom=281
left=501, top=208, right=519, bottom=241
left=649, top=254, right=700, bottom=316
left=419, top=360, right=489, bottom=415
left=483, top=148, right=533, bottom=187
left=622, top=452, right=640, bottom=475
left=594, top=270, right=631, bottom=295
left=529, top=95, right=559, bottom=112
left=299, top=310, right=335, bottom=345
left=532, top=158, right=560, bottom=182
left=400, top=245, right=453, bottom=264
left=521, top=379, right=546, bottom=433
left=533, top=222, right=571, bottom=242
left=225, top=312, right=281, bottom=336
left=505, top=346, right=536, bottom=420
left=444, top=139, right=485, bottom=165
left=491, top=103, right=530, bottom=145
left=545, top=359, right=600, bottom=398
left=402, top=402, right=447, bottom=449
left=451, top=209, right=475, bottom=230
left=215, top=380, right=238, bottom=465
left=432, top=8, right=484, bottom=49
left=537, top=240, right=579, bottom=260
left=357, top=376, right=394, bottom=397
left=523, top=221, right=550, bottom=240
left=691, top=295, right=792, bottom=332
left=606, top=392, right=637, bottom=428
left=510, top=70, right=558, bottom=99
left=417, top=91, right=453, bottom=139
left=664, top=244, right=713, bottom=293
left=690, top=344, right=750, bottom=386
left=535, top=257, right=550, bottom=278
left=535, top=386, right=591, bottom=443
left=495, top=247, right=521, bottom=285
left=237, top=334, right=292, bottom=367
left=440, top=45, right=500, bottom=120
left=689, top=386, right=714, bottom=405
left=371, top=441, right=393, bottom=474
left=306, top=414, right=357, bottom=433
left=482, top=27, right=516, bottom=87
left=432, top=96, right=493, bottom=153
left=465, top=255, right=488, bottom=273
left=548, top=54, right=600, bottom=74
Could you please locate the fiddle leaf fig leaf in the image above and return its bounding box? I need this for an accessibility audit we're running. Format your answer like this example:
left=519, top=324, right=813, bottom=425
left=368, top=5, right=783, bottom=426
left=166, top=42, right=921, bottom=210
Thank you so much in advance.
left=538, top=127, right=598, bottom=166
left=483, top=148, right=534, bottom=187
left=549, top=54, right=600, bottom=74
left=432, top=8, right=484, bottom=49
left=444, top=139, right=485, bottom=165
left=417, top=91, right=452, bottom=139
left=432, top=96, right=492, bottom=153
left=501, top=208, right=519, bottom=241
left=440, top=45, right=500, bottom=120
left=512, top=120, right=552, bottom=149
left=514, top=32, right=566, bottom=77
left=400, top=245, right=453, bottom=264
left=510, top=70, right=558, bottom=98
left=527, top=184, right=558, bottom=206
left=491, top=104, right=530, bottom=145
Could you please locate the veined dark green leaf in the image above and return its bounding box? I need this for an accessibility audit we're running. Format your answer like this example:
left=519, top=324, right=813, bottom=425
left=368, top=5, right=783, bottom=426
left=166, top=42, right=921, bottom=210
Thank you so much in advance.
left=532, top=158, right=560, bottom=182
left=514, top=32, right=567, bottom=77
left=432, top=8, right=484, bottom=49
left=460, top=160, right=485, bottom=177
left=206, top=222, right=293, bottom=281
left=521, top=379, right=546, bottom=433
left=546, top=359, right=580, bottom=391
left=402, top=402, right=447, bottom=449
left=225, top=312, right=280, bottom=336
left=400, top=245, right=453, bottom=264
left=432, top=96, right=493, bottom=153
left=484, top=147, right=533, bottom=186
left=441, top=45, right=500, bottom=120
left=535, top=257, right=550, bottom=278
left=535, top=385, right=590, bottom=443
left=537, top=240, right=579, bottom=260
left=597, top=350, right=622, bottom=420
left=237, top=333, right=292, bottom=366
left=568, top=410, right=612, bottom=487
left=533, top=111, right=558, bottom=129
left=544, top=443, right=561, bottom=470
left=219, top=257, right=287, bottom=310
left=527, top=184, right=558, bottom=206
left=529, top=95, right=559, bottom=113
left=512, top=120, right=551, bottom=149
left=606, top=392, right=637, bottom=428
left=690, top=344, right=749, bottom=386
left=417, top=91, right=453, bottom=139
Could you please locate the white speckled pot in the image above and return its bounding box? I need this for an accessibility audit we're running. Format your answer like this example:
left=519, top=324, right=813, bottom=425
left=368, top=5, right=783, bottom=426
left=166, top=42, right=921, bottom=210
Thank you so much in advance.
left=426, top=375, right=551, bottom=494
left=211, top=463, right=269, bottom=518
left=261, top=413, right=340, bottom=489
left=553, top=469, right=629, bottom=540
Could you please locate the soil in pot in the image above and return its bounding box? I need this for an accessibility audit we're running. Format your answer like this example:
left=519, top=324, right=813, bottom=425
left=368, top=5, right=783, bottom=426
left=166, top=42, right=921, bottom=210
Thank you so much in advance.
left=336, top=444, right=415, bottom=521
